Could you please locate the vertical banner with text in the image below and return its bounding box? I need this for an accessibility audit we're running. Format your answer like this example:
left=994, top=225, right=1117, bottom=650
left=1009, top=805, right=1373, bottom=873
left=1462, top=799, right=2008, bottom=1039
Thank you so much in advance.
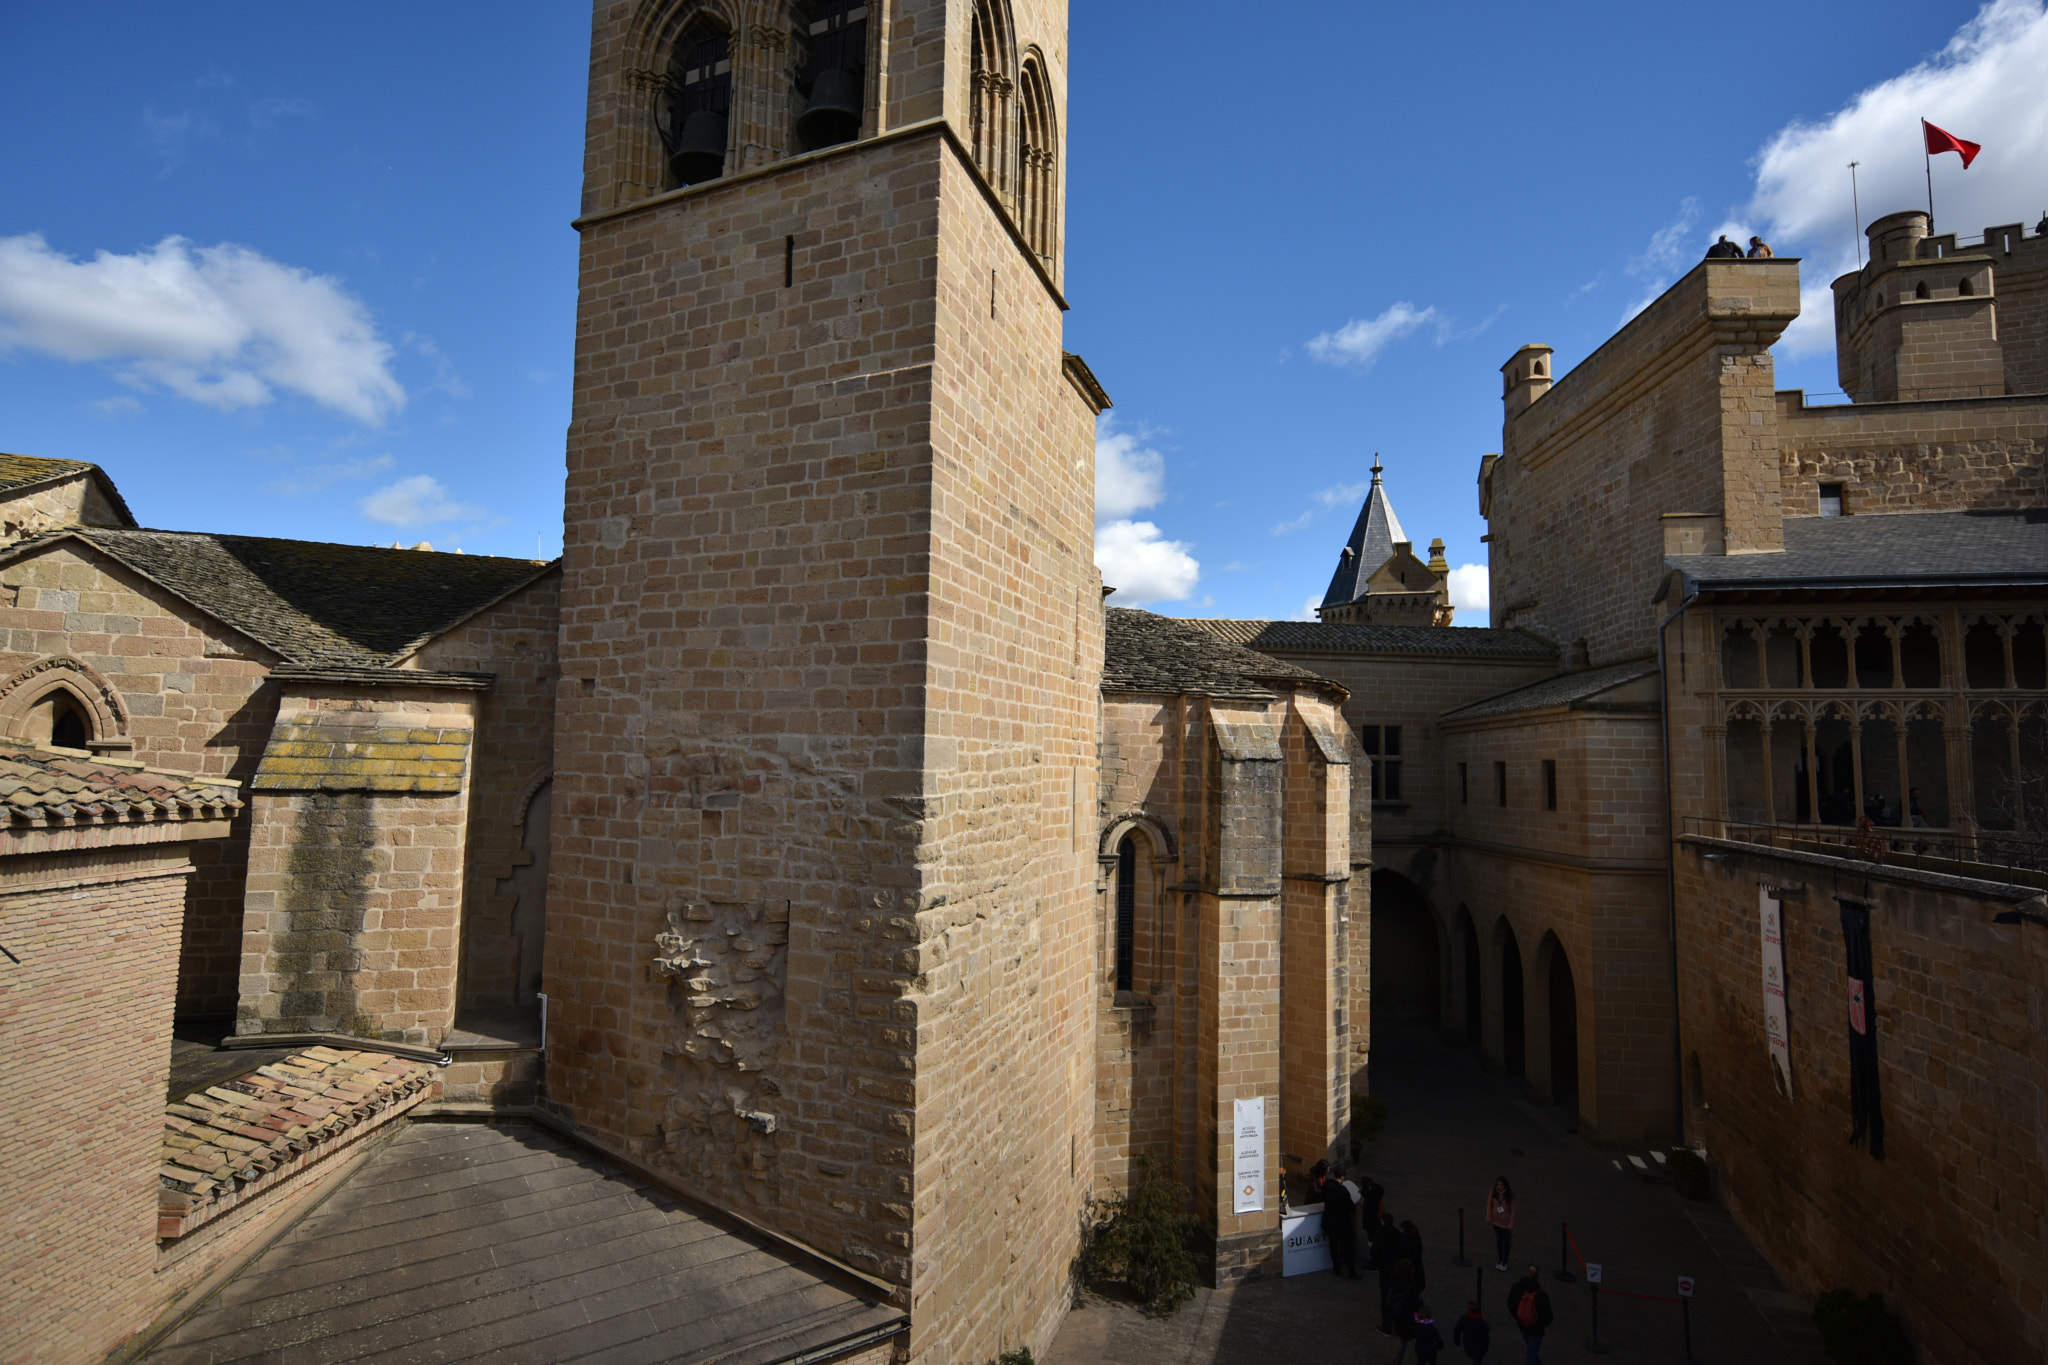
left=1761, top=887, right=1794, bottom=1098
left=1231, top=1097, right=1266, bottom=1214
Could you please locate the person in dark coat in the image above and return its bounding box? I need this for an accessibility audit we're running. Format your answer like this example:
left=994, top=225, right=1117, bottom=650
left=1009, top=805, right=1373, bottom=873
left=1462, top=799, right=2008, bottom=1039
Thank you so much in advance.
left=1387, top=1263, right=1418, bottom=1361
left=1412, top=1301, right=1446, bottom=1364
left=1507, top=1266, right=1554, bottom=1364
left=1400, top=1219, right=1428, bottom=1294
left=1705, top=234, right=1745, bottom=259
left=1452, top=1300, right=1492, bottom=1362
left=1370, top=1212, right=1406, bottom=1334
left=1313, top=1161, right=1360, bottom=1279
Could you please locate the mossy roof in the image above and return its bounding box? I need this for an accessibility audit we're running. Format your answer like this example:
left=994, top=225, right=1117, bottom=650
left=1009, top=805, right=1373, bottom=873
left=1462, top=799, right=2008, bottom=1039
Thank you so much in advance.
left=1104, top=607, right=1342, bottom=701
left=0, top=451, right=137, bottom=525
left=0, top=528, right=555, bottom=667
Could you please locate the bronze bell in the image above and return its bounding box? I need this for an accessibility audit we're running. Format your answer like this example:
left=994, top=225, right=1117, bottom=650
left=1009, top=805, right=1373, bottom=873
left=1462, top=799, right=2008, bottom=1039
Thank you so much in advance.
left=669, top=109, right=727, bottom=184
left=796, top=69, right=861, bottom=149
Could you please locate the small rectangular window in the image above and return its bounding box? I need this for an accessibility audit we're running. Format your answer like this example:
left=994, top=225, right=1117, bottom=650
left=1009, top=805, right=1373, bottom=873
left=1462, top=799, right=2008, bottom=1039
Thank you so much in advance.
left=1361, top=725, right=1404, bottom=802
left=1544, top=759, right=1558, bottom=811
left=1458, top=761, right=1469, bottom=805
left=1818, top=482, right=1844, bottom=517
left=1495, top=761, right=1508, bottom=807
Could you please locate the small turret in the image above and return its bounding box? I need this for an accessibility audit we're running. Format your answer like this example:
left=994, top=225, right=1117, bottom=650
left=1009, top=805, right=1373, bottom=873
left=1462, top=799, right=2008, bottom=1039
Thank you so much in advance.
left=1502, top=344, right=1554, bottom=420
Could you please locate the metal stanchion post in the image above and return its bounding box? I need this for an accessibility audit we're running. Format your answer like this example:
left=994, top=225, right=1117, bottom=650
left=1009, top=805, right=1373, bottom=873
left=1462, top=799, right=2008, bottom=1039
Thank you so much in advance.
left=1678, top=1276, right=1697, bottom=1363
left=1452, top=1208, right=1472, bottom=1268
left=1583, top=1264, right=1607, bottom=1354
left=1555, top=1221, right=1577, bottom=1283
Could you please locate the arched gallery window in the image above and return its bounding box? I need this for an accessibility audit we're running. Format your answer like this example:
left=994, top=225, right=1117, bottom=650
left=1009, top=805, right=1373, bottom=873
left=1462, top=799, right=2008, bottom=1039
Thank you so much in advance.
left=795, top=0, right=867, bottom=151
left=968, top=0, right=1016, bottom=206
left=1016, top=56, right=1057, bottom=262
left=1115, top=835, right=1136, bottom=993
left=659, top=19, right=733, bottom=185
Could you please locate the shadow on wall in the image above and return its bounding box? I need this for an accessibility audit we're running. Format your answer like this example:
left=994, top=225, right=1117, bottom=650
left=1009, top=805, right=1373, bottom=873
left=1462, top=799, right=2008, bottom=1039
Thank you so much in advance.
left=1369, top=869, right=1440, bottom=1036
left=241, top=791, right=380, bottom=1039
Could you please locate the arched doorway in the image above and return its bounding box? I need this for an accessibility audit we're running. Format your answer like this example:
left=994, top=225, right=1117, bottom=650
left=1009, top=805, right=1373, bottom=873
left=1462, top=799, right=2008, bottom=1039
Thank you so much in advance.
left=1458, top=907, right=1481, bottom=1045
left=1543, top=934, right=1580, bottom=1114
left=1499, top=922, right=1525, bottom=1077
left=1370, top=869, right=1441, bottom=1035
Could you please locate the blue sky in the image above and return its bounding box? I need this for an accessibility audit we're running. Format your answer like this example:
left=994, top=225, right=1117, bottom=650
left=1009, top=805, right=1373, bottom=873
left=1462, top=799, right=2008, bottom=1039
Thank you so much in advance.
left=3, top=4, right=2045, bottom=607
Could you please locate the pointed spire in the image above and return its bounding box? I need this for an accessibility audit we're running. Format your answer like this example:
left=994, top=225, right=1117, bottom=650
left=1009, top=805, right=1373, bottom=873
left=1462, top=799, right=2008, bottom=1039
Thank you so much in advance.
left=1370, top=453, right=1384, bottom=484
left=1319, top=454, right=1410, bottom=610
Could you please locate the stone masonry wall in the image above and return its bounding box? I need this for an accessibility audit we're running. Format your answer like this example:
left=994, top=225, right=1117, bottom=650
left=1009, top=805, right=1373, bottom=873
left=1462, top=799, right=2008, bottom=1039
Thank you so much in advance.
left=0, top=845, right=194, bottom=1362
left=238, top=688, right=477, bottom=1045
left=1776, top=391, right=2047, bottom=515
left=1675, top=843, right=2048, bottom=1364
left=1490, top=260, right=1800, bottom=663
left=407, top=570, right=562, bottom=1014
left=0, top=470, right=125, bottom=546
left=0, top=541, right=278, bottom=1018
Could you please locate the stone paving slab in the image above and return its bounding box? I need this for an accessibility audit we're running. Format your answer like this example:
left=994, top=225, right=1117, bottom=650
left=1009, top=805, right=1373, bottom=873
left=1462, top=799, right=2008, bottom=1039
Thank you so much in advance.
left=144, top=1121, right=903, bottom=1365
left=1047, top=1025, right=1830, bottom=1365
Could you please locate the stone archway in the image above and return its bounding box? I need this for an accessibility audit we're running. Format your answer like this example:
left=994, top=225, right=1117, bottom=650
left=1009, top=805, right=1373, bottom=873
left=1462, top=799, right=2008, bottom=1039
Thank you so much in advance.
left=1458, top=906, right=1482, bottom=1046
left=1540, top=931, right=1580, bottom=1117
left=1369, top=868, right=1441, bottom=1035
left=1497, top=920, right=1526, bottom=1078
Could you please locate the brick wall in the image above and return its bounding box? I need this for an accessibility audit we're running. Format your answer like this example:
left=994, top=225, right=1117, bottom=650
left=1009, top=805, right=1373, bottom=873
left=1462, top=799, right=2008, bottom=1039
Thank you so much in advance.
left=0, top=542, right=277, bottom=1018
left=1675, top=842, right=2048, bottom=1364
left=0, top=844, right=193, bottom=1362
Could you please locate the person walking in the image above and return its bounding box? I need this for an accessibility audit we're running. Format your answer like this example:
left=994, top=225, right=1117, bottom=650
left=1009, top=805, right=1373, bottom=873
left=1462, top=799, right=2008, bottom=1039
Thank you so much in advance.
left=1507, top=1266, right=1553, bottom=1365
left=1452, top=1300, right=1492, bottom=1362
left=1388, top=1263, right=1419, bottom=1363
left=1400, top=1219, right=1428, bottom=1294
left=1486, top=1177, right=1516, bottom=1271
left=1313, top=1161, right=1360, bottom=1279
left=1412, top=1302, right=1446, bottom=1365
left=1370, top=1211, right=1405, bottom=1334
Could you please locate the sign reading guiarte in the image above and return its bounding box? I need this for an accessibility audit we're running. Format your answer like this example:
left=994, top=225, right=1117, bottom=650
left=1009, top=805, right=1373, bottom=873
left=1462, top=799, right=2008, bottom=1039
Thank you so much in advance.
left=1232, top=1097, right=1266, bottom=1214
left=1760, top=887, right=1794, bottom=1098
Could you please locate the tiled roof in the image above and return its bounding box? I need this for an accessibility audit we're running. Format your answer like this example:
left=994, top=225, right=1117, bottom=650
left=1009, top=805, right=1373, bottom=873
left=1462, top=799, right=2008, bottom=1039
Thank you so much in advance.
left=1666, top=509, right=2048, bottom=596
left=0, top=741, right=241, bottom=828
left=1104, top=608, right=1340, bottom=701
left=0, top=452, right=137, bottom=526
left=1439, top=661, right=1659, bottom=721
left=159, top=1045, right=438, bottom=1240
left=0, top=528, right=554, bottom=666
left=253, top=715, right=473, bottom=793
left=1183, top=618, right=1561, bottom=659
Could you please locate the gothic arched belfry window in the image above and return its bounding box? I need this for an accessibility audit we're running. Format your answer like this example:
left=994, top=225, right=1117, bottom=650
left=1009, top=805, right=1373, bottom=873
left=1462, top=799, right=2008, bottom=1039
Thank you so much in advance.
left=659, top=20, right=733, bottom=186
left=969, top=0, right=1016, bottom=208
left=794, top=0, right=866, bottom=152
left=1016, top=55, right=1056, bottom=262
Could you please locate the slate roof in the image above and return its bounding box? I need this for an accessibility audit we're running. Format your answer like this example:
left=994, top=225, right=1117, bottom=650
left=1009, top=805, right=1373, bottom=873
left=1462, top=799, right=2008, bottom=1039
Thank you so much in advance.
left=1321, top=458, right=1408, bottom=608
left=1439, top=661, right=1660, bottom=722
left=1185, top=618, right=1560, bottom=660
left=145, top=1122, right=909, bottom=1365
left=0, top=527, right=554, bottom=666
left=0, top=451, right=137, bottom=526
left=0, top=740, right=241, bottom=828
left=158, top=1046, right=438, bottom=1240
left=1104, top=608, right=1340, bottom=701
left=1665, top=509, right=2048, bottom=598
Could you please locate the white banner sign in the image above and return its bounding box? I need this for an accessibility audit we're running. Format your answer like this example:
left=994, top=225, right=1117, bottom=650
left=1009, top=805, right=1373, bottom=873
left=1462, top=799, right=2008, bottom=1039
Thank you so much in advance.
left=1761, top=888, right=1793, bottom=1098
left=1231, top=1097, right=1266, bottom=1214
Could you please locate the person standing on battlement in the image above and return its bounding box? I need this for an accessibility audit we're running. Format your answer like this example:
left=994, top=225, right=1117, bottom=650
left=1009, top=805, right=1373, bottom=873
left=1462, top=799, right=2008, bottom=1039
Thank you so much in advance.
left=1705, top=234, right=1746, bottom=258
left=1747, top=236, right=1774, bottom=257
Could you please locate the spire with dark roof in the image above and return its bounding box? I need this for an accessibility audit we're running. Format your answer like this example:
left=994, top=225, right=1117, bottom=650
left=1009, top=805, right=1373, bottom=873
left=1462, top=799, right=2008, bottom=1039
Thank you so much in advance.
left=1320, top=455, right=1408, bottom=608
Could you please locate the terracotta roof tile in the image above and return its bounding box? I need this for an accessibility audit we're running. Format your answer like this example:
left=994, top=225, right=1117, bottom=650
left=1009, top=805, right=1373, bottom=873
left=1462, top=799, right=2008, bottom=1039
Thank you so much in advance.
left=0, top=741, right=242, bottom=829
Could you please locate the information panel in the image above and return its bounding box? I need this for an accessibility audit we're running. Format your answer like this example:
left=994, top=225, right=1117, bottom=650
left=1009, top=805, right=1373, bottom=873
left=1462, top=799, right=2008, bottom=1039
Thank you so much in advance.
left=1761, top=888, right=1794, bottom=1098
left=1231, top=1097, right=1265, bottom=1215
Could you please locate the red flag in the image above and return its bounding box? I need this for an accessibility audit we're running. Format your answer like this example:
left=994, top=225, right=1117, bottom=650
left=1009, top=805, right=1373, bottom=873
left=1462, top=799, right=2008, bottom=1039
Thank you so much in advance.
left=1923, top=119, right=1981, bottom=168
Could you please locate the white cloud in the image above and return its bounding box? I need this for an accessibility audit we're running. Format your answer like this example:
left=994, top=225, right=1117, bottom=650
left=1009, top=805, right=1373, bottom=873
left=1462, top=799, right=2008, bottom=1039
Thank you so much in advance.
left=1314, top=480, right=1370, bottom=509
left=359, top=474, right=484, bottom=527
left=268, top=453, right=395, bottom=497
left=1448, top=563, right=1491, bottom=614
left=1095, top=414, right=1165, bottom=519
left=0, top=234, right=405, bottom=424
left=1744, top=0, right=2048, bottom=356
left=1270, top=510, right=1315, bottom=536
left=1621, top=198, right=1704, bottom=321
left=1293, top=595, right=1322, bottom=622
left=90, top=395, right=142, bottom=419
left=1306, top=302, right=1438, bottom=369
left=1095, top=519, right=1199, bottom=605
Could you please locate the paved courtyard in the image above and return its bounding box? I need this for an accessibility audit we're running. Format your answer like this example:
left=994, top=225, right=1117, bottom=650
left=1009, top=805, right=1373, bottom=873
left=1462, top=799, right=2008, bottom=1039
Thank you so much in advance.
left=1047, top=1024, right=1829, bottom=1365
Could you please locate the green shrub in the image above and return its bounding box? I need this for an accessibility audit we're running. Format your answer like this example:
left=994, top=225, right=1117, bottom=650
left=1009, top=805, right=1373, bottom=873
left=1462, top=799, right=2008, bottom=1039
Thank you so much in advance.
left=1813, top=1289, right=1912, bottom=1365
left=1665, top=1148, right=1707, bottom=1182
left=996, top=1349, right=1036, bottom=1365
left=1084, top=1155, right=1201, bottom=1315
left=1353, top=1092, right=1390, bottom=1144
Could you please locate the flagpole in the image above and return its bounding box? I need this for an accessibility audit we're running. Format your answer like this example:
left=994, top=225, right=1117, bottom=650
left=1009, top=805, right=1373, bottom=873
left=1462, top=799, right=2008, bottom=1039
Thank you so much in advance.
left=1923, top=121, right=1935, bottom=230
left=1849, top=161, right=1863, bottom=266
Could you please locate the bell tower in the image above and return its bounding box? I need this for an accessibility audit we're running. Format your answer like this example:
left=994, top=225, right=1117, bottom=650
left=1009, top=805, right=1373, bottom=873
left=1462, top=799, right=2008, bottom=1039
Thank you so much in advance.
left=551, top=3, right=1102, bottom=1361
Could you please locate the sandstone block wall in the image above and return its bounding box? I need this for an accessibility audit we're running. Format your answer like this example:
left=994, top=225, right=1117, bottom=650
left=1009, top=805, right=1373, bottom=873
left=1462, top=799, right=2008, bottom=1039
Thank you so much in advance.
left=0, top=469, right=127, bottom=546
left=1776, top=391, right=2046, bottom=515
left=0, top=844, right=194, bottom=1362
left=0, top=542, right=277, bottom=1017
left=238, top=686, right=478, bottom=1045
left=1489, top=260, right=1800, bottom=661
left=1675, top=843, right=2048, bottom=1364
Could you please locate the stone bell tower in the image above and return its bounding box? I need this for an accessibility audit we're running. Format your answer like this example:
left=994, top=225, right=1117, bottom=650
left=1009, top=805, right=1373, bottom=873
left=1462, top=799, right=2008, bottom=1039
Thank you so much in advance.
left=550, top=2, right=1104, bottom=1360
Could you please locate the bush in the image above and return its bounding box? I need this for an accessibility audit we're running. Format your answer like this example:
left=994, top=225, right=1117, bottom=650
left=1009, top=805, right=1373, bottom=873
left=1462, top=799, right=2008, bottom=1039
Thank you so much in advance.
left=996, top=1349, right=1036, bottom=1365
left=1813, top=1289, right=1913, bottom=1365
left=1353, top=1093, right=1390, bottom=1144
left=1084, top=1155, right=1201, bottom=1315
left=1665, top=1148, right=1707, bottom=1182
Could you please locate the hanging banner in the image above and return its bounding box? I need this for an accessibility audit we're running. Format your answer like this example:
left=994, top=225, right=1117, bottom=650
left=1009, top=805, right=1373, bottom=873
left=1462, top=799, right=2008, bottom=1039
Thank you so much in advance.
left=1760, top=888, right=1793, bottom=1099
left=1231, top=1097, right=1266, bottom=1215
